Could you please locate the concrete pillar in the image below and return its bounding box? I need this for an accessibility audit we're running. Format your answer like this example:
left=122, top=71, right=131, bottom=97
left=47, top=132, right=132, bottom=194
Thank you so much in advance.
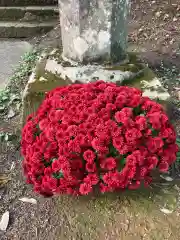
left=59, top=0, right=130, bottom=63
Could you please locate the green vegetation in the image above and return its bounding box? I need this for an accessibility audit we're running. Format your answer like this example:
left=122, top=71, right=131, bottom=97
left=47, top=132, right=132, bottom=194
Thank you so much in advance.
left=0, top=50, right=39, bottom=114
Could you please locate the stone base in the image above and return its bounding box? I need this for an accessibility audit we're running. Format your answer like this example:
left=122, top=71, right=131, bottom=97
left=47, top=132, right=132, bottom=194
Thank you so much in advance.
left=22, top=49, right=170, bottom=124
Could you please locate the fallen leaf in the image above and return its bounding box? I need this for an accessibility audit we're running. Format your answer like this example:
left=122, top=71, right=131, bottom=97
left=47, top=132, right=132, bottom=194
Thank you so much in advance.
left=0, top=211, right=9, bottom=231
left=19, top=197, right=37, bottom=204
left=160, top=208, right=173, bottom=214
left=0, top=174, right=10, bottom=188
left=10, top=162, right=15, bottom=171
left=160, top=175, right=174, bottom=182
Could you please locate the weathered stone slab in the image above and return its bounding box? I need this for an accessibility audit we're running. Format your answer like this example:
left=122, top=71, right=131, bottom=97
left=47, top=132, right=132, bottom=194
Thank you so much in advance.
left=45, top=58, right=135, bottom=83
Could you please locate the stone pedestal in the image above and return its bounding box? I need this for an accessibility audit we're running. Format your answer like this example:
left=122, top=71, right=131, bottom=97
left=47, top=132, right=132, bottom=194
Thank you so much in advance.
left=21, top=48, right=170, bottom=124
left=59, top=0, right=130, bottom=63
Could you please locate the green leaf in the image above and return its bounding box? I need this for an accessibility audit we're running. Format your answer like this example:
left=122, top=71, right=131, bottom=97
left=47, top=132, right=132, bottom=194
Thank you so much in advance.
left=121, top=157, right=126, bottom=165
left=152, top=129, right=159, bottom=136
left=53, top=171, right=63, bottom=179
left=108, top=143, right=118, bottom=157
left=176, top=138, right=180, bottom=146
left=133, top=106, right=142, bottom=115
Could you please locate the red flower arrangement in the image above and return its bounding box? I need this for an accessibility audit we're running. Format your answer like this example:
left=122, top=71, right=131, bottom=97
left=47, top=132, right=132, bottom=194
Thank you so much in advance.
left=21, top=81, right=178, bottom=197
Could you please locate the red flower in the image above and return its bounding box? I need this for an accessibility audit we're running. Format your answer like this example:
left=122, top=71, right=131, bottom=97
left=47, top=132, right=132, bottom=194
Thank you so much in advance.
left=79, top=183, right=92, bottom=195
left=61, top=163, right=71, bottom=176
left=21, top=81, right=177, bottom=197
left=125, top=128, right=142, bottom=142
left=71, top=159, right=83, bottom=170
left=147, top=112, right=162, bottom=130
left=146, top=137, right=164, bottom=153
left=128, top=94, right=141, bottom=107
left=102, top=172, right=114, bottom=185
left=84, top=174, right=99, bottom=185
left=113, top=136, right=124, bottom=149
left=91, top=138, right=109, bottom=153
left=117, top=144, right=130, bottom=155
left=86, top=162, right=97, bottom=172
left=42, top=176, right=58, bottom=191
left=55, top=110, right=63, bottom=122
left=126, top=154, right=137, bottom=166
left=39, top=118, right=49, bottom=130
left=100, top=157, right=117, bottom=170
left=128, top=181, right=141, bottom=190
left=135, top=116, right=147, bottom=130
left=56, top=130, right=64, bottom=141
left=115, top=94, right=127, bottom=108
left=144, top=128, right=152, bottom=137
left=139, top=167, right=148, bottom=178
left=44, top=167, right=52, bottom=175
left=159, top=161, right=169, bottom=172
left=100, top=183, right=110, bottom=193
left=51, top=160, right=61, bottom=172
left=147, top=156, right=158, bottom=170
left=114, top=111, right=123, bottom=123
left=83, top=150, right=96, bottom=163
left=68, top=140, right=81, bottom=153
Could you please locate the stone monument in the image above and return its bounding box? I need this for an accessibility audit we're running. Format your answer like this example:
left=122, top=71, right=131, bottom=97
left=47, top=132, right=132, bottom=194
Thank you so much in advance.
left=22, top=0, right=170, bottom=123
left=59, top=0, right=129, bottom=63
left=45, top=0, right=135, bottom=83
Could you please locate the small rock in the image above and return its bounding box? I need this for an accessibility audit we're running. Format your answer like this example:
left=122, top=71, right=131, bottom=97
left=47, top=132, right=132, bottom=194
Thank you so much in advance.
left=120, top=223, right=129, bottom=232
left=160, top=208, right=173, bottom=214
left=163, top=14, right=169, bottom=20
left=7, top=108, right=15, bottom=119
left=170, top=39, right=175, bottom=45
left=155, top=11, right=161, bottom=17
left=138, top=28, right=143, bottom=33
left=0, top=211, right=9, bottom=231
left=19, top=197, right=37, bottom=204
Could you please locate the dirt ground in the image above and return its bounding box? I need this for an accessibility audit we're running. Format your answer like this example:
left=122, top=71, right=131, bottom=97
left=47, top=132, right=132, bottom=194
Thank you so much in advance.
left=1, top=0, right=180, bottom=240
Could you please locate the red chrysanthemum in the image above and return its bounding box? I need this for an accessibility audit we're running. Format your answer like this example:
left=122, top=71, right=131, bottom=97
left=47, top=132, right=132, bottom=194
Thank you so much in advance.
left=100, top=157, right=117, bottom=170
left=79, top=183, right=92, bottom=195
left=21, top=81, right=178, bottom=197
left=83, top=150, right=96, bottom=163
left=84, top=174, right=99, bottom=185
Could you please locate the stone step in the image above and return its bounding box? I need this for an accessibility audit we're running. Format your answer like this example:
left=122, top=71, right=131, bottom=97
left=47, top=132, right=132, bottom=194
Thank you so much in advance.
left=0, top=0, right=58, bottom=6
left=0, top=6, right=59, bottom=21
left=0, top=21, right=57, bottom=38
